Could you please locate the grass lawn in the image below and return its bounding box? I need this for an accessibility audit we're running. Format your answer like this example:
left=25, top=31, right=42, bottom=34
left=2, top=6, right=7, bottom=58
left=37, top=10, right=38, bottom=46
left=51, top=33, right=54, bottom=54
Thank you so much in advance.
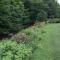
left=31, top=23, right=60, bottom=60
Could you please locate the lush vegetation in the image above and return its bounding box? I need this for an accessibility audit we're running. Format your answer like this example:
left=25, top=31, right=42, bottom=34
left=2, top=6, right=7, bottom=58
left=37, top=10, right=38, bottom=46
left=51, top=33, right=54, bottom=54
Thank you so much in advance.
left=1, top=23, right=60, bottom=60
left=0, top=0, right=60, bottom=34
left=0, top=39, right=32, bottom=60
left=0, top=23, right=50, bottom=60
left=0, top=0, right=60, bottom=60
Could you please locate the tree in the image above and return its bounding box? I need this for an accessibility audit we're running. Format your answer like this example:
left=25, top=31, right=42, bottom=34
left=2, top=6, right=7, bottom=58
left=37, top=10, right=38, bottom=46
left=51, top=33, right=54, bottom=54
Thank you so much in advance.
left=0, top=0, right=29, bottom=34
left=44, top=0, right=59, bottom=18
left=0, top=0, right=60, bottom=35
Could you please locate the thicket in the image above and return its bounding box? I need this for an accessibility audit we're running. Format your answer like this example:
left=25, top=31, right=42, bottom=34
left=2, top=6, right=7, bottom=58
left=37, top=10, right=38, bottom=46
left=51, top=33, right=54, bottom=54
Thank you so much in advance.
left=0, top=24, right=43, bottom=60
left=0, top=39, right=32, bottom=60
left=0, top=0, right=60, bottom=34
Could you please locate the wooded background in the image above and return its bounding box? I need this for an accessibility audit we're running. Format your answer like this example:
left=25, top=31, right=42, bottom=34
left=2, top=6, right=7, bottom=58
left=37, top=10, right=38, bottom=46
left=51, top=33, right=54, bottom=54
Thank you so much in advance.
left=0, top=0, right=60, bottom=34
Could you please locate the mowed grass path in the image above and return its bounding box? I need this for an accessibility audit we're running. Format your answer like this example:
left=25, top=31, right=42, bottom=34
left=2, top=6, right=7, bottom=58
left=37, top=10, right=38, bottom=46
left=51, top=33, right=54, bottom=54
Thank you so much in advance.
left=31, top=23, right=60, bottom=60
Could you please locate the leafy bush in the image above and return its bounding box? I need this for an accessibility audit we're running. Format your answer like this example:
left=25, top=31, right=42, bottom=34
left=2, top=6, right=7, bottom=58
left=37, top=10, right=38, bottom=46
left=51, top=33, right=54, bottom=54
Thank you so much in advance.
left=22, top=28, right=33, bottom=35
left=12, top=32, right=27, bottom=43
left=0, top=39, right=32, bottom=60
left=21, top=25, right=42, bottom=47
left=48, top=18, right=60, bottom=23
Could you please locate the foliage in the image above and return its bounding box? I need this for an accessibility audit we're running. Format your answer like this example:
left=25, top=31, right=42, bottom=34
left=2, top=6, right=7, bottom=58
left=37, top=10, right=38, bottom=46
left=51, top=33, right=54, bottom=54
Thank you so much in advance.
left=48, top=18, right=60, bottom=23
left=0, top=40, right=32, bottom=60
left=12, top=32, right=28, bottom=43
left=36, top=10, right=47, bottom=21
left=0, top=0, right=29, bottom=34
left=0, top=0, right=60, bottom=34
left=21, top=25, right=43, bottom=48
left=21, top=23, right=55, bottom=60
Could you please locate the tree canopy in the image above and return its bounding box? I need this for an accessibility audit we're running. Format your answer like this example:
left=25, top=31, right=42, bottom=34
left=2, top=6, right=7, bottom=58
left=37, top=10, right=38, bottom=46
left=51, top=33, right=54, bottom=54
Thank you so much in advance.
left=0, top=0, right=60, bottom=34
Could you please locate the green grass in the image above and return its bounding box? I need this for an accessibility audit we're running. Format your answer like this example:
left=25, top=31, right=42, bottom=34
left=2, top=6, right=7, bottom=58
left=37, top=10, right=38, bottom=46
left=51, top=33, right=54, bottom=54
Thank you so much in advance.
left=30, top=23, right=60, bottom=60
left=45, top=23, right=60, bottom=60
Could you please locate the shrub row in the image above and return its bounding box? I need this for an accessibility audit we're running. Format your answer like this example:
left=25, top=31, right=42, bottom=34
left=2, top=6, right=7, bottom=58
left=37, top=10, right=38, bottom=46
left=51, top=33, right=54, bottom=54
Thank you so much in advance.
left=48, top=18, right=60, bottom=23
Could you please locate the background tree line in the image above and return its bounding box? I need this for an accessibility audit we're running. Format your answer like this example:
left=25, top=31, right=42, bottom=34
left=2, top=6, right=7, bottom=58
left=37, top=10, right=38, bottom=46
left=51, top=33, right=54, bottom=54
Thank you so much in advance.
left=0, top=0, right=60, bottom=34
